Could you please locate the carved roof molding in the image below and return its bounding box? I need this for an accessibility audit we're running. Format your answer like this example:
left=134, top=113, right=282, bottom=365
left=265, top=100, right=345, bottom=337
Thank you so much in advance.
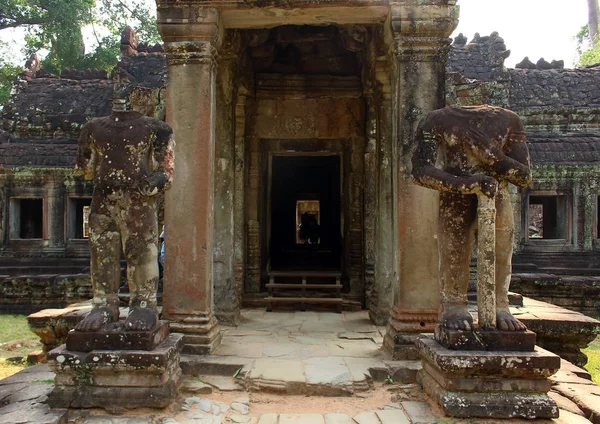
left=156, top=1, right=454, bottom=31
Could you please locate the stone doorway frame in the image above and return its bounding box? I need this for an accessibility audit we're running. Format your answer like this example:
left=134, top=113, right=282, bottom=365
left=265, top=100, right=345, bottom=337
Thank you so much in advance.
left=261, top=142, right=349, bottom=291
left=157, top=0, right=459, bottom=355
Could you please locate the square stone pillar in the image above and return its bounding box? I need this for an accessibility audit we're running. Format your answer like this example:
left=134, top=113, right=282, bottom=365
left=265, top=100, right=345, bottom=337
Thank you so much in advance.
left=384, top=1, right=459, bottom=359
left=158, top=7, right=223, bottom=354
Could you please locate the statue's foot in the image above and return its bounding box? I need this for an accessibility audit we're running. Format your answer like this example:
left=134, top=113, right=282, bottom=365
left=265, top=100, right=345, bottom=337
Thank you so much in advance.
left=75, top=305, right=119, bottom=332
left=440, top=303, right=474, bottom=331
left=124, top=306, right=158, bottom=331
left=497, top=308, right=527, bottom=332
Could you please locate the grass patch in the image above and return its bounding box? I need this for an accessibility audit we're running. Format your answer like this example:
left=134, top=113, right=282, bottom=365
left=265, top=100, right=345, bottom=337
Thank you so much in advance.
left=0, top=358, right=28, bottom=380
left=583, top=335, right=600, bottom=386
left=0, top=314, right=41, bottom=379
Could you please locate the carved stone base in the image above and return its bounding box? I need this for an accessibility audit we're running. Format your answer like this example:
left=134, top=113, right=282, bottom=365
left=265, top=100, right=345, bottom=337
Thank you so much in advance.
left=417, top=336, right=560, bottom=419
left=47, top=333, right=183, bottom=409
left=435, top=326, right=537, bottom=351
left=167, top=313, right=222, bottom=354
left=384, top=308, right=437, bottom=360
left=66, top=320, right=170, bottom=352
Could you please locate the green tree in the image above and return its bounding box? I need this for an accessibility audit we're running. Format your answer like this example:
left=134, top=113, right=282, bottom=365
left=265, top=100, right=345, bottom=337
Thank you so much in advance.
left=0, top=1, right=159, bottom=108
left=0, top=0, right=159, bottom=73
left=578, top=0, right=600, bottom=66
left=0, top=42, right=21, bottom=107
left=83, top=0, right=160, bottom=70
left=1, top=0, right=95, bottom=73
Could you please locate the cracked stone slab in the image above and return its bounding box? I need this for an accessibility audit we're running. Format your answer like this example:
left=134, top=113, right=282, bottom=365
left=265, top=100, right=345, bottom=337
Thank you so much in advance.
left=353, top=411, right=381, bottom=424
left=401, top=401, right=436, bottom=424
left=248, top=358, right=305, bottom=383
left=375, top=409, right=410, bottom=424
left=257, top=413, right=278, bottom=424
left=200, top=376, right=243, bottom=391
left=324, top=413, right=355, bottom=424
left=280, top=414, right=324, bottom=424
left=327, top=340, right=379, bottom=358
left=304, top=357, right=351, bottom=386
left=214, top=340, right=264, bottom=358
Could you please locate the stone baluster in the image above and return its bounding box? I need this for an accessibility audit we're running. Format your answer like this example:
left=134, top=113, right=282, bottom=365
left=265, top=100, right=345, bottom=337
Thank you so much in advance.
left=158, top=7, right=222, bottom=354
left=384, top=1, right=458, bottom=359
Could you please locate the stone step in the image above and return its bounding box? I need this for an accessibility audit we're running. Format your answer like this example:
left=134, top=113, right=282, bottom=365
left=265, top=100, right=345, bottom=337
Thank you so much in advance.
left=265, top=297, right=343, bottom=303
left=266, top=283, right=340, bottom=289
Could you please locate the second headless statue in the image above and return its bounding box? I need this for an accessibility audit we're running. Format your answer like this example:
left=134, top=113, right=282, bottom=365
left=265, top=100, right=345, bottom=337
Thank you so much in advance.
left=74, top=98, right=174, bottom=332
left=412, top=105, right=532, bottom=333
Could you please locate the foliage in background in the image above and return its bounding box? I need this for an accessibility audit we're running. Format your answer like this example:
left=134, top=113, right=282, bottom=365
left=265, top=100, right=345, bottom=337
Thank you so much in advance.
left=0, top=42, right=21, bottom=107
left=578, top=0, right=600, bottom=66
left=0, top=0, right=160, bottom=108
left=576, top=25, right=600, bottom=66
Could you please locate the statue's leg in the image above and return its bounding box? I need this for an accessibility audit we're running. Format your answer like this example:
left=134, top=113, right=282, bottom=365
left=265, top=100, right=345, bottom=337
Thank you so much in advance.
left=438, top=192, right=477, bottom=331
left=495, top=187, right=527, bottom=331
left=122, top=195, right=159, bottom=331
left=76, top=202, right=121, bottom=331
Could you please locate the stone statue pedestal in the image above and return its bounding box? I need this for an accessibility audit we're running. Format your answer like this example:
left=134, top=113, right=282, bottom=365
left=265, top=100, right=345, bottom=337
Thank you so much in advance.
left=435, top=326, right=537, bottom=351
left=47, top=322, right=183, bottom=409
left=417, top=334, right=560, bottom=419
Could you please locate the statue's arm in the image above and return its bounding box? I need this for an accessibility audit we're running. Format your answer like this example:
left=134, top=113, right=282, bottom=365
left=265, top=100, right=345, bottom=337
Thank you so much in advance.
left=466, top=117, right=532, bottom=187
left=411, top=122, right=497, bottom=197
left=143, top=120, right=174, bottom=194
left=73, top=122, right=97, bottom=180
left=496, top=118, right=532, bottom=187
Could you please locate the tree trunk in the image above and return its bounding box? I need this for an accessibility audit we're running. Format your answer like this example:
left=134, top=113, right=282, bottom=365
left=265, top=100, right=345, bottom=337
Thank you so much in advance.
left=589, top=0, right=599, bottom=43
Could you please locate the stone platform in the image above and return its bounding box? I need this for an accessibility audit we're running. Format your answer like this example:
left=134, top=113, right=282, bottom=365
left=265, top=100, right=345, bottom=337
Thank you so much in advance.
left=2, top=309, right=600, bottom=423
left=47, top=332, right=183, bottom=409
left=417, top=336, right=561, bottom=419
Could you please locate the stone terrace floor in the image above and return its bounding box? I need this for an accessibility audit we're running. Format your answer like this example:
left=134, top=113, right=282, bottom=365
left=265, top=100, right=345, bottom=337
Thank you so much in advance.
left=1, top=308, right=599, bottom=423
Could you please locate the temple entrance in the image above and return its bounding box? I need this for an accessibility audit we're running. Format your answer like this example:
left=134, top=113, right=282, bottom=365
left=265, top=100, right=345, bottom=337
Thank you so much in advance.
left=269, top=155, right=341, bottom=271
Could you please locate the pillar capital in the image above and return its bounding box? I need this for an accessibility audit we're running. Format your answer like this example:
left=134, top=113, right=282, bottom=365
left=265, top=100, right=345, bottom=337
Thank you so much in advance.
left=157, top=6, right=222, bottom=44
left=390, top=1, right=458, bottom=61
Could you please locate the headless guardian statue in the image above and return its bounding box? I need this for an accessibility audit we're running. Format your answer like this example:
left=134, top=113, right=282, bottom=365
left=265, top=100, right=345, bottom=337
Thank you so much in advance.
left=74, top=98, right=174, bottom=332
left=412, top=105, right=532, bottom=332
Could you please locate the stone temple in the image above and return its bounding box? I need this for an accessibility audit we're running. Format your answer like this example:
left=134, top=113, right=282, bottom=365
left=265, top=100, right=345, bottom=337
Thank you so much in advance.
left=1, top=0, right=600, bottom=357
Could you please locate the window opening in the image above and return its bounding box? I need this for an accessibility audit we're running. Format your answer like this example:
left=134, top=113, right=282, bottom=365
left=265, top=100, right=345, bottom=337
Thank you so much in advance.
left=10, top=198, right=43, bottom=239
left=68, top=198, right=92, bottom=239
left=528, top=195, right=568, bottom=239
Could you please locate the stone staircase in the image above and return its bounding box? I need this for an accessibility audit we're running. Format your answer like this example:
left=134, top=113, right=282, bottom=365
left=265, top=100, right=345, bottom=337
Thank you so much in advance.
left=265, top=270, right=343, bottom=312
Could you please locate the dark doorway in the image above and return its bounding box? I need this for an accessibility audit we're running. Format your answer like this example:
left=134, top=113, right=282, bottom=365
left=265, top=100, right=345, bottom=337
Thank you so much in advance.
left=270, top=155, right=341, bottom=270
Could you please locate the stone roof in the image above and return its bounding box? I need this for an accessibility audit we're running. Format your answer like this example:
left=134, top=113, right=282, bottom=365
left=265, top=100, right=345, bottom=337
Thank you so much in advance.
left=0, top=142, right=77, bottom=167
left=528, top=133, right=600, bottom=165
left=509, top=67, right=600, bottom=109
left=1, top=75, right=113, bottom=143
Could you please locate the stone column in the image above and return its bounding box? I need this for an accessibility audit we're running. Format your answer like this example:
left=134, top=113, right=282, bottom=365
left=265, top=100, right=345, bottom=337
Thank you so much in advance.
left=384, top=1, right=458, bottom=359
left=213, top=31, right=241, bottom=326
left=158, top=7, right=222, bottom=354
left=45, top=178, right=65, bottom=250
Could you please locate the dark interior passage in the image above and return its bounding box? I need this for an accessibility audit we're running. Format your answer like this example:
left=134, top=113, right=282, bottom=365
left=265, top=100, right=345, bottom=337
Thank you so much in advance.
left=270, top=155, right=341, bottom=270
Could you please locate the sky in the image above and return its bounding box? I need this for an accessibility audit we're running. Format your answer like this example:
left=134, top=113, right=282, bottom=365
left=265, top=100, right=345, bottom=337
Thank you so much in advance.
left=0, top=0, right=592, bottom=69
left=452, top=0, right=589, bottom=68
